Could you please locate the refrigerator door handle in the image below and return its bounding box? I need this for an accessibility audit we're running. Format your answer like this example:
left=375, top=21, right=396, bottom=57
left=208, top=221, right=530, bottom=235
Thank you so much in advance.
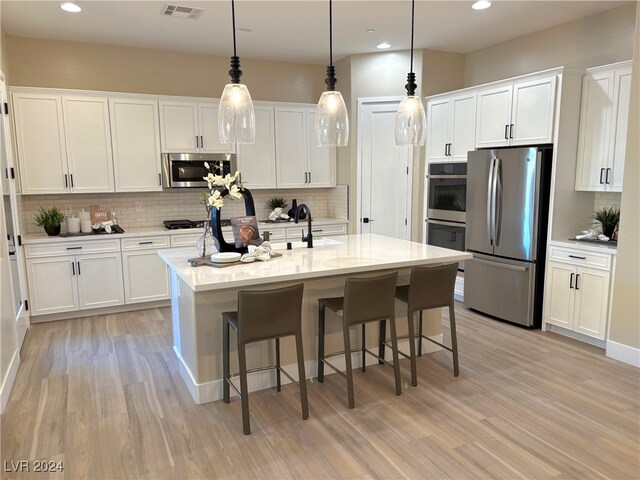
left=494, top=158, right=503, bottom=246
left=471, top=257, right=529, bottom=272
left=487, top=157, right=496, bottom=245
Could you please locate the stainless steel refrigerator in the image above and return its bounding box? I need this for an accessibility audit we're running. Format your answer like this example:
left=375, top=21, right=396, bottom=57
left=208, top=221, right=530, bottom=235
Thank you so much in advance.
left=464, top=146, right=552, bottom=327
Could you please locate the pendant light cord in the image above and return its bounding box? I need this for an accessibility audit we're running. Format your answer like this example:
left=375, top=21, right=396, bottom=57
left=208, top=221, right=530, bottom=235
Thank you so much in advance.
left=410, top=0, right=415, bottom=74
left=329, top=0, right=333, bottom=67
left=231, top=0, right=237, bottom=57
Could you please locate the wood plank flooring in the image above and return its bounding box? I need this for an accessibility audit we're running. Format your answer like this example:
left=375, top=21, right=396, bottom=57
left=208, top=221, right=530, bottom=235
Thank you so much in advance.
left=2, top=305, right=639, bottom=479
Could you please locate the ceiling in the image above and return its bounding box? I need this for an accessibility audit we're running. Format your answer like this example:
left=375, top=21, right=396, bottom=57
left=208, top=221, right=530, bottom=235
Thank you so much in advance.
left=1, top=1, right=631, bottom=65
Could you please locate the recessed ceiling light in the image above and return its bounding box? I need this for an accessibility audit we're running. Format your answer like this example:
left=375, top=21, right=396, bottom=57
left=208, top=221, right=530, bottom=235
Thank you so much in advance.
left=377, top=42, right=391, bottom=49
left=365, top=29, right=375, bottom=33
left=472, top=0, right=492, bottom=10
left=60, top=2, right=81, bottom=13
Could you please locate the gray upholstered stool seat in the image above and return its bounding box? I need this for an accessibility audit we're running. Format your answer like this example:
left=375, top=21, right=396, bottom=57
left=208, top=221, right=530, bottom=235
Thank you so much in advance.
left=222, top=283, right=309, bottom=435
left=317, top=271, right=401, bottom=409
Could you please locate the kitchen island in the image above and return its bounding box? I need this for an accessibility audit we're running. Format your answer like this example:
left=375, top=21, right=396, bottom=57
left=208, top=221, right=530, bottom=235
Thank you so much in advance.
left=158, top=234, right=472, bottom=403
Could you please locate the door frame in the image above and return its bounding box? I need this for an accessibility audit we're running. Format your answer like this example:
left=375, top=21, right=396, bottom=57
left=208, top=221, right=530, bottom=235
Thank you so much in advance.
left=356, top=96, right=413, bottom=238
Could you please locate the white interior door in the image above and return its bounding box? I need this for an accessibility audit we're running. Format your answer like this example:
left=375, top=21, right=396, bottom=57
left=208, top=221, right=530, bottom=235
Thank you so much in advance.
left=359, top=99, right=411, bottom=240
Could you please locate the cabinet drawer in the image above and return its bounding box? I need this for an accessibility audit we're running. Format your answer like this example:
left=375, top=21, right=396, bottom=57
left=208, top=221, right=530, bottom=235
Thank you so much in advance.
left=25, top=239, right=121, bottom=258
left=121, top=236, right=170, bottom=251
left=548, top=246, right=611, bottom=270
left=260, top=227, right=286, bottom=243
left=170, top=232, right=202, bottom=248
left=287, top=223, right=346, bottom=240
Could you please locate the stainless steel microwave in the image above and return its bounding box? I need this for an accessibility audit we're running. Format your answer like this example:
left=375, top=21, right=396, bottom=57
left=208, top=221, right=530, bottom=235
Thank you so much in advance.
left=162, top=153, right=237, bottom=188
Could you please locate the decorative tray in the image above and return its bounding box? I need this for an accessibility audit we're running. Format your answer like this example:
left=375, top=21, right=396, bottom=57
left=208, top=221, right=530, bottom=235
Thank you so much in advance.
left=60, top=226, right=125, bottom=237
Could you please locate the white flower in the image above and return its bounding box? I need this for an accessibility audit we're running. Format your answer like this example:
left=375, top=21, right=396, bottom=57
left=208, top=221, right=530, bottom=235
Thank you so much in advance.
left=207, top=190, right=224, bottom=210
left=204, top=162, right=210, bottom=170
left=228, top=184, right=242, bottom=200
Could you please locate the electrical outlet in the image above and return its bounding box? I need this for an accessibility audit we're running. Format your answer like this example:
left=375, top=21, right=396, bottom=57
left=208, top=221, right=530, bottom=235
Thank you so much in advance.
left=135, top=202, right=145, bottom=213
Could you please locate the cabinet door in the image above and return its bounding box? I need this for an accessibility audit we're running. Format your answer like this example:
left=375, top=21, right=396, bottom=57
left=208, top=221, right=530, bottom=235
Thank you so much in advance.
left=110, top=98, right=163, bottom=192
left=159, top=102, right=199, bottom=153
left=77, top=252, right=124, bottom=310
left=543, top=262, right=575, bottom=329
left=510, top=76, right=556, bottom=146
left=608, top=67, right=632, bottom=192
left=573, top=266, right=610, bottom=340
left=198, top=104, right=235, bottom=154
left=26, top=256, right=79, bottom=315
left=426, top=98, right=450, bottom=162
left=62, top=96, right=115, bottom=193
left=306, top=109, right=336, bottom=187
left=275, top=107, right=307, bottom=188
left=237, top=106, right=277, bottom=189
left=13, top=93, right=69, bottom=194
left=122, top=250, right=170, bottom=304
left=450, top=93, right=476, bottom=161
left=475, top=84, right=512, bottom=148
left=575, top=71, right=613, bottom=191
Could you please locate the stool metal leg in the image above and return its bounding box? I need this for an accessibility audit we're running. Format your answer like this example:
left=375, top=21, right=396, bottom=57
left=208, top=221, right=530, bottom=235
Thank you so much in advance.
left=361, top=324, right=366, bottom=372
left=318, top=304, right=325, bottom=383
left=275, top=337, right=281, bottom=392
left=418, top=310, right=423, bottom=357
left=378, top=319, right=386, bottom=364
left=237, top=343, right=251, bottom=435
left=343, top=324, right=355, bottom=409
left=449, top=303, right=460, bottom=377
left=223, top=320, right=230, bottom=404
left=295, top=331, right=309, bottom=420
left=388, top=316, right=402, bottom=396
left=406, top=308, right=417, bottom=387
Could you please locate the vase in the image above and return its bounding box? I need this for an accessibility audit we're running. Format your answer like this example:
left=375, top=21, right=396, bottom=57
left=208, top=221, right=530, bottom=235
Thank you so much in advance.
left=44, top=225, right=61, bottom=236
left=288, top=199, right=305, bottom=220
left=196, top=224, right=217, bottom=258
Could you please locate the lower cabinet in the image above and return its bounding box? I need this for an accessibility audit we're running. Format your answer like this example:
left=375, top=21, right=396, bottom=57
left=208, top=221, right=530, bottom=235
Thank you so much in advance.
left=543, top=244, right=614, bottom=341
left=27, top=252, right=124, bottom=316
left=122, top=249, right=170, bottom=303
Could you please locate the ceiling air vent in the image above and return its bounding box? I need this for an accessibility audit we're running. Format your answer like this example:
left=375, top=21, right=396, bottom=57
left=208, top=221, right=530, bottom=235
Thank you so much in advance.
left=160, top=4, right=204, bottom=19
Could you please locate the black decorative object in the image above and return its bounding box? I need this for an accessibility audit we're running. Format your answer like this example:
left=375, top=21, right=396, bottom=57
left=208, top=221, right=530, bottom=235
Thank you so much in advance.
left=210, top=188, right=256, bottom=254
left=44, top=225, right=61, bottom=237
left=288, top=199, right=306, bottom=220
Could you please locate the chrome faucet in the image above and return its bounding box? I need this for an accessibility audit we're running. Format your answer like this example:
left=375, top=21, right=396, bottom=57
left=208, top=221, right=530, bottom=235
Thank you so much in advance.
left=294, top=204, right=313, bottom=248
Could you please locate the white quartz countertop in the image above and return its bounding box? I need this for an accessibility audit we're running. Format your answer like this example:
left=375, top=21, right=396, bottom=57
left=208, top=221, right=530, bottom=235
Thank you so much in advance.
left=158, top=233, right=473, bottom=292
left=549, top=239, right=617, bottom=254
left=22, top=218, right=348, bottom=244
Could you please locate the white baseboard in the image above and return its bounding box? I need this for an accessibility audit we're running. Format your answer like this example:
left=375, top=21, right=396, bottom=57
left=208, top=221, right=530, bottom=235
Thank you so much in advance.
left=175, top=335, right=443, bottom=404
left=0, top=348, right=20, bottom=414
left=547, top=324, right=606, bottom=348
left=606, top=340, right=640, bottom=368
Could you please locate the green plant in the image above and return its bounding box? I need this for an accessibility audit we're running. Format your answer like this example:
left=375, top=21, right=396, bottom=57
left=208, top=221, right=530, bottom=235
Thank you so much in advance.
left=266, top=197, right=288, bottom=210
left=593, top=206, right=620, bottom=238
left=34, top=206, right=66, bottom=228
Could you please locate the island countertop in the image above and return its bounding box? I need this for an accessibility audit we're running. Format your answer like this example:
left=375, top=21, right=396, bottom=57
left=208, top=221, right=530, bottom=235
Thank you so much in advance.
left=158, top=233, right=473, bottom=292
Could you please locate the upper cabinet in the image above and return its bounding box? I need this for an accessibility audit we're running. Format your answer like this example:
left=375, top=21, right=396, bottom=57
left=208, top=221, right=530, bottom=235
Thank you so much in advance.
left=476, top=75, right=556, bottom=148
left=575, top=61, right=632, bottom=192
left=237, top=105, right=277, bottom=189
left=159, top=101, right=235, bottom=154
left=109, top=97, right=163, bottom=192
left=426, top=92, right=476, bottom=163
left=13, top=93, right=114, bottom=194
left=275, top=106, right=335, bottom=188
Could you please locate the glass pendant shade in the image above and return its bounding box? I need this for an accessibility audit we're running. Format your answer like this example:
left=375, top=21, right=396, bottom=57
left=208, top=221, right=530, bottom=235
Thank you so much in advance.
left=395, top=95, right=426, bottom=146
left=316, top=90, right=349, bottom=147
left=218, top=83, right=255, bottom=144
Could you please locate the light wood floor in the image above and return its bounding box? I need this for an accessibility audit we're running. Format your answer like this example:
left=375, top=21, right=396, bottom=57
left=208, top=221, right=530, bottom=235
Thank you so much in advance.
left=2, top=305, right=639, bottom=480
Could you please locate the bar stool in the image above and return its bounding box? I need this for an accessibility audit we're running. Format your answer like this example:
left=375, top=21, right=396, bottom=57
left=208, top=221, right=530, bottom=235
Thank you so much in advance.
left=380, top=263, right=459, bottom=386
left=317, top=271, right=401, bottom=409
left=222, top=283, right=309, bottom=435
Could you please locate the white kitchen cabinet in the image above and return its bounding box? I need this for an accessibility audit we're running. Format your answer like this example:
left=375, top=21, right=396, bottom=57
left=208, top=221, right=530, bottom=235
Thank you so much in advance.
left=77, top=252, right=125, bottom=309
left=575, top=62, right=632, bottom=192
left=159, top=101, right=234, bottom=154
left=237, top=106, right=277, bottom=189
left=543, top=243, right=614, bottom=341
left=426, top=93, right=476, bottom=162
left=13, top=93, right=117, bottom=194
left=275, top=106, right=335, bottom=188
left=109, top=97, right=163, bottom=192
left=122, top=238, right=170, bottom=304
left=476, top=76, right=556, bottom=148
left=62, top=96, right=114, bottom=193
left=26, top=255, right=79, bottom=315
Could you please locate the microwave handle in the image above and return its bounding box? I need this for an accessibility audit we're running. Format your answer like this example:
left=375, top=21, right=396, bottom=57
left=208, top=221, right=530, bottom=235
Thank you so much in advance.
left=427, top=219, right=465, bottom=228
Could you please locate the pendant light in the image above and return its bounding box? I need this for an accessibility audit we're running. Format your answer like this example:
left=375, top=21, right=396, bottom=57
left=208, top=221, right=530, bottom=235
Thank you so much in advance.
left=315, top=0, right=349, bottom=147
left=395, top=0, right=426, bottom=146
left=218, top=0, right=255, bottom=144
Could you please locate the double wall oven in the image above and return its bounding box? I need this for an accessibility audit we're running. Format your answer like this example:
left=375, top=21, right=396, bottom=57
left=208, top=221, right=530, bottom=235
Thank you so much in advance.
left=426, top=163, right=467, bottom=267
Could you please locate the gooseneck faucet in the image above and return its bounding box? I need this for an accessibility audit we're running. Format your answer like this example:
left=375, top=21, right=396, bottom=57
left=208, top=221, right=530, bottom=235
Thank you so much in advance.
left=294, top=204, right=313, bottom=248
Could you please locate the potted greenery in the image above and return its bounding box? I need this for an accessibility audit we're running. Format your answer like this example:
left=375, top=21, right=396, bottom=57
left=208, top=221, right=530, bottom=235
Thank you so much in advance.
left=593, top=205, right=620, bottom=239
left=34, top=206, right=66, bottom=236
left=266, top=197, right=288, bottom=212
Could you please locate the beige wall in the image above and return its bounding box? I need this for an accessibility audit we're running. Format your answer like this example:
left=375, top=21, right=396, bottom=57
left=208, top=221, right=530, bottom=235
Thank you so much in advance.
left=1, top=29, right=9, bottom=81
left=464, top=3, right=637, bottom=86
left=609, top=5, right=640, bottom=351
left=5, top=35, right=325, bottom=103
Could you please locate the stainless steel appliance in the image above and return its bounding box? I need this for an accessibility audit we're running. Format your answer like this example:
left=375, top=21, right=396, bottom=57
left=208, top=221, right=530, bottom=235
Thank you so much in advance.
left=162, top=153, right=236, bottom=188
left=464, top=146, right=552, bottom=327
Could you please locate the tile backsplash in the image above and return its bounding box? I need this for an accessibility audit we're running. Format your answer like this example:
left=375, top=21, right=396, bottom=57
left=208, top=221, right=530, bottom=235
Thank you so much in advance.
left=19, top=186, right=348, bottom=234
left=594, top=192, right=622, bottom=212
